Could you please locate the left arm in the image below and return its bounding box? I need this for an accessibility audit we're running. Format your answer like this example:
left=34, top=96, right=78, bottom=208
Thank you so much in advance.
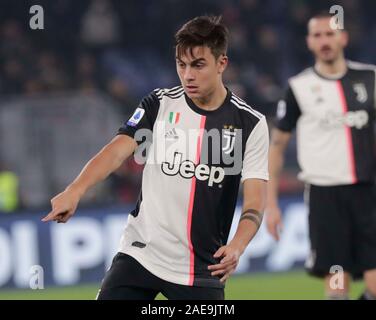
left=228, top=178, right=266, bottom=252
left=208, top=116, right=269, bottom=283
left=208, top=178, right=267, bottom=282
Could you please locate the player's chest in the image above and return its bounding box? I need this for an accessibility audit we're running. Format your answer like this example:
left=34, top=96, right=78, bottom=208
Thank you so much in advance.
left=297, top=79, right=375, bottom=130
left=151, top=104, right=245, bottom=167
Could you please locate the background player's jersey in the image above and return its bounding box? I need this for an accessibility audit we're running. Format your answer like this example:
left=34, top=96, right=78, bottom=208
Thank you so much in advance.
left=275, top=61, right=376, bottom=186
left=117, top=86, right=269, bottom=288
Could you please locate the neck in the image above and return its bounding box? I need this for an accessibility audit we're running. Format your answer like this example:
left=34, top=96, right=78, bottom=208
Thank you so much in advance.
left=192, top=84, right=227, bottom=111
left=315, top=55, right=347, bottom=79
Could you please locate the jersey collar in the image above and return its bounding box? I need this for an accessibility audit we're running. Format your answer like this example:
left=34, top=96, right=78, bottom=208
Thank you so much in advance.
left=184, top=87, right=232, bottom=116
left=312, top=62, right=349, bottom=81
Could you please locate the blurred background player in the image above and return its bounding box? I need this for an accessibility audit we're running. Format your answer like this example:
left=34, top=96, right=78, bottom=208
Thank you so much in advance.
left=42, top=16, right=269, bottom=300
left=1, top=1, right=376, bottom=299
left=266, top=12, right=376, bottom=300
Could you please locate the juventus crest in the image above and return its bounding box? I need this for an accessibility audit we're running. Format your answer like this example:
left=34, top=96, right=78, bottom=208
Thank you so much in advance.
left=353, top=83, right=368, bottom=103
left=222, top=126, right=237, bottom=154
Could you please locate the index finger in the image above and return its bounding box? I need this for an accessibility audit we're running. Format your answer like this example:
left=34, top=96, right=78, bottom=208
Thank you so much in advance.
left=208, top=263, right=224, bottom=271
left=41, top=209, right=62, bottom=222
left=208, top=260, right=234, bottom=271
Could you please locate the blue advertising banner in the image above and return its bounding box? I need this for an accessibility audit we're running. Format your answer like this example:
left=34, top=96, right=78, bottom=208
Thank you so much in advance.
left=0, top=197, right=308, bottom=289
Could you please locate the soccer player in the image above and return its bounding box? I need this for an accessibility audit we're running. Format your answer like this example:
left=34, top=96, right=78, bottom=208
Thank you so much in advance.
left=266, top=13, right=376, bottom=300
left=42, top=16, right=269, bottom=300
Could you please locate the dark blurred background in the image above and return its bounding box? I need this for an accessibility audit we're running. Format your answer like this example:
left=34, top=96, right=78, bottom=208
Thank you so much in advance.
left=1, top=0, right=375, bottom=213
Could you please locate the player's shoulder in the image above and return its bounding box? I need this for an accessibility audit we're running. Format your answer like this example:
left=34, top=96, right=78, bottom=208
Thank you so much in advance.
left=348, top=60, right=376, bottom=69
left=288, top=67, right=315, bottom=85
left=139, top=86, right=184, bottom=109
left=347, top=60, right=376, bottom=72
left=229, top=92, right=265, bottom=124
left=152, top=85, right=185, bottom=100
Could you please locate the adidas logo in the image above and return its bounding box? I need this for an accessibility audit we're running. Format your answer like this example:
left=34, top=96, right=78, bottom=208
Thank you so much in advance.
left=164, top=128, right=179, bottom=141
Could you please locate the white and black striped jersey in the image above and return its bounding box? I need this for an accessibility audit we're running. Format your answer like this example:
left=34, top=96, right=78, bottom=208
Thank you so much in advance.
left=117, top=86, right=269, bottom=288
left=275, top=61, right=376, bottom=186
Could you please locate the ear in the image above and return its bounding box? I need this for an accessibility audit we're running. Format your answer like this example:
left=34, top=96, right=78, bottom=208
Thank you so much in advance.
left=217, top=55, right=228, bottom=74
left=340, top=30, right=349, bottom=48
left=306, top=35, right=312, bottom=51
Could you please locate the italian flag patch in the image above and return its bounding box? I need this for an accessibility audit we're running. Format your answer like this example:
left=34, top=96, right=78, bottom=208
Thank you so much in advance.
left=169, top=112, right=180, bottom=124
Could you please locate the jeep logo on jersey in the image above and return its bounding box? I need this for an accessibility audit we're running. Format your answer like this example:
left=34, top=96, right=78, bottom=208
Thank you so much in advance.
left=321, top=110, right=369, bottom=129
left=161, top=152, right=225, bottom=186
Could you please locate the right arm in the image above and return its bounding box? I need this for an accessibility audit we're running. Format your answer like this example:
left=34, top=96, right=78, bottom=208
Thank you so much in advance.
left=42, top=91, right=160, bottom=223
left=266, top=85, right=300, bottom=240
left=265, top=129, right=291, bottom=240
left=42, top=135, right=137, bottom=223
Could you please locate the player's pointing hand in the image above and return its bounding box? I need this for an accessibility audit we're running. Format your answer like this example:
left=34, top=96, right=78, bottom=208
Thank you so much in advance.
left=42, top=188, right=81, bottom=223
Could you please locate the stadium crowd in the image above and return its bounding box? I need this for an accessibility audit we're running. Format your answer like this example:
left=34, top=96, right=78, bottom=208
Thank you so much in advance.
left=0, top=0, right=375, bottom=211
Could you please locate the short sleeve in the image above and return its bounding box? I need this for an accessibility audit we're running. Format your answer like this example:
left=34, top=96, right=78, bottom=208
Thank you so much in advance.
left=117, top=91, right=160, bottom=144
left=241, top=116, right=269, bottom=182
left=274, top=86, right=301, bottom=132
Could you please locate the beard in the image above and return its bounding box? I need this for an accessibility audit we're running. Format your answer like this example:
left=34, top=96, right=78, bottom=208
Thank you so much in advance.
left=318, top=49, right=338, bottom=64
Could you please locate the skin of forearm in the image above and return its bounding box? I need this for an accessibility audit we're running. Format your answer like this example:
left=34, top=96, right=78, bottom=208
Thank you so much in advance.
left=267, top=129, right=291, bottom=207
left=228, top=218, right=259, bottom=254
left=267, top=145, right=285, bottom=207
left=66, top=139, right=135, bottom=198
left=229, top=191, right=265, bottom=254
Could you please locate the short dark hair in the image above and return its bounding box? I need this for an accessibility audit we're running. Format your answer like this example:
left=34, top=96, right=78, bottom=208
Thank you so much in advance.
left=307, top=11, right=346, bottom=33
left=310, top=11, right=334, bottom=21
left=175, top=15, right=229, bottom=60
